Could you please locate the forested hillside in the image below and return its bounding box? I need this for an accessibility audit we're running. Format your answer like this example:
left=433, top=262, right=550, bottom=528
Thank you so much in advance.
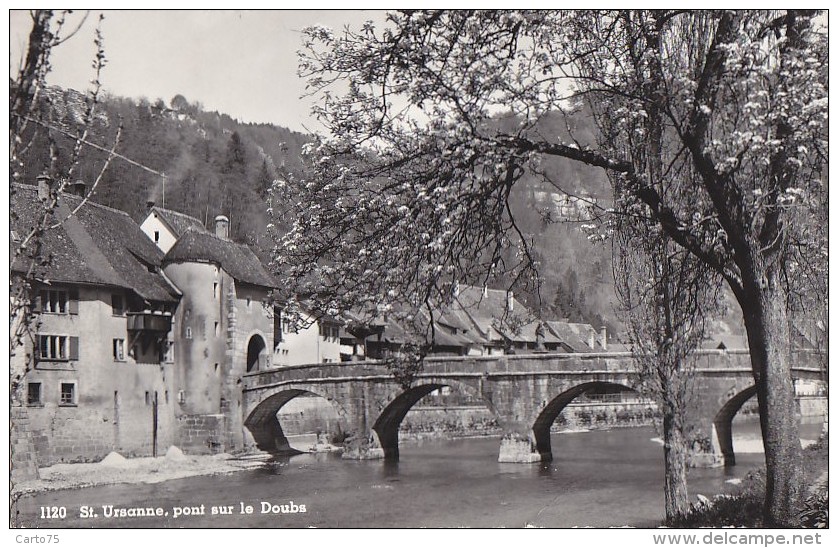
left=15, top=87, right=310, bottom=250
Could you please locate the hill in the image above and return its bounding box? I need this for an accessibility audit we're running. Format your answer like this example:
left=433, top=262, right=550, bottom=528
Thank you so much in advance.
left=14, top=87, right=311, bottom=252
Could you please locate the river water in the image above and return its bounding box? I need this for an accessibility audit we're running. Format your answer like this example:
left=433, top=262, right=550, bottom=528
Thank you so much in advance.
left=14, top=418, right=822, bottom=528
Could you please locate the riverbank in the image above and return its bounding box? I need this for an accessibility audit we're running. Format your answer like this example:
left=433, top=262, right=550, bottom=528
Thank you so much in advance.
left=669, top=432, right=829, bottom=528
left=11, top=448, right=269, bottom=497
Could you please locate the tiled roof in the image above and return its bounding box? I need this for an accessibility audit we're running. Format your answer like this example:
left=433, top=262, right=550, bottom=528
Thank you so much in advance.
left=452, top=285, right=533, bottom=341
left=150, top=206, right=206, bottom=237
left=516, top=320, right=563, bottom=345
left=544, top=321, right=596, bottom=352
left=10, top=184, right=179, bottom=302
left=164, top=228, right=278, bottom=288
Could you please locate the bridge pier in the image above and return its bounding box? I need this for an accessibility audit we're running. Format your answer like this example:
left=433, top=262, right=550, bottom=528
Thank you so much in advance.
left=341, top=430, right=384, bottom=460
left=498, top=431, right=543, bottom=463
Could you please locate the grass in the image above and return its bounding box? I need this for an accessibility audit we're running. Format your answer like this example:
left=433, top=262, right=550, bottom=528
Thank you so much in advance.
left=666, top=433, right=828, bottom=528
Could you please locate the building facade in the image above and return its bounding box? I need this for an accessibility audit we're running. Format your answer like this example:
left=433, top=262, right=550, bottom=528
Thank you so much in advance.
left=11, top=182, right=180, bottom=467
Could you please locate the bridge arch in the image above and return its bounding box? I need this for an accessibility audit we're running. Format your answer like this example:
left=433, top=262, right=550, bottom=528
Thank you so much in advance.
left=532, top=381, right=639, bottom=461
left=244, top=388, right=346, bottom=453
left=713, top=385, right=757, bottom=466
left=373, top=378, right=497, bottom=461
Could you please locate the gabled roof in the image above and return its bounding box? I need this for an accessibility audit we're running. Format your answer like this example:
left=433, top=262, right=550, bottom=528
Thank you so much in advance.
left=544, top=321, right=596, bottom=352
left=452, top=285, right=533, bottom=341
left=149, top=206, right=206, bottom=237
left=164, top=227, right=278, bottom=288
left=10, top=184, right=179, bottom=303
left=791, top=320, right=826, bottom=350
left=516, top=320, right=563, bottom=346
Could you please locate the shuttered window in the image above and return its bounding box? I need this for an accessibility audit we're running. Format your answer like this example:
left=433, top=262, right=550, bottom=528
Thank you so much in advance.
left=38, top=335, right=78, bottom=361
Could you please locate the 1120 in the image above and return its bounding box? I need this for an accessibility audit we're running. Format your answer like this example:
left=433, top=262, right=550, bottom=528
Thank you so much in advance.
left=39, top=506, right=66, bottom=519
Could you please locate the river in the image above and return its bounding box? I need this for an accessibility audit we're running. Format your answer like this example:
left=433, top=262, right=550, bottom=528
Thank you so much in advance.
left=13, top=417, right=823, bottom=528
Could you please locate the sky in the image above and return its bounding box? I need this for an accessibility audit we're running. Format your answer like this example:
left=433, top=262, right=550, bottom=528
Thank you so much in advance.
left=9, top=10, right=389, bottom=133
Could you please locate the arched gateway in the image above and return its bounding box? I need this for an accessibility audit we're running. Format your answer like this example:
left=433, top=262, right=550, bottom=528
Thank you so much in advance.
left=246, top=334, right=267, bottom=372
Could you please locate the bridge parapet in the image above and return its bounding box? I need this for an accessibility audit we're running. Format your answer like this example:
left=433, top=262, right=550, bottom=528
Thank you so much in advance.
left=243, top=349, right=823, bottom=393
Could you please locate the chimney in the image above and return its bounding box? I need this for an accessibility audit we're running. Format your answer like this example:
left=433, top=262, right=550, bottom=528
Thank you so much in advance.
left=146, top=200, right=156, bottom=211
left=37, top=173, right=53, bottom=203
left=507, top=291, right=514, bottom=313
left=600, top=325, right=607, bottom=351
left=214, top=215, right=230, bottom=240
left=589, top=329, right=596, bottom=350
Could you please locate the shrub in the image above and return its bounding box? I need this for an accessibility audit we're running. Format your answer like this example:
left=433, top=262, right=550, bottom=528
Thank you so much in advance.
left=798, top=488, right=828, bottom=528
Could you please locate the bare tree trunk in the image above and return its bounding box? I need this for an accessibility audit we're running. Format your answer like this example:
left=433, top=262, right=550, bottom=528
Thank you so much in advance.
left=741, top=266, right=803, bottom=527
left=662, top=405, right=689, bottom=521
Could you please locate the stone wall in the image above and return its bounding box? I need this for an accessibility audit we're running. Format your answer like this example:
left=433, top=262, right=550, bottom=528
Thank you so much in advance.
left=797, top=395, right=828, bottom=418
left=397, top=401, right=660, bottom=438
left=176, top=414, right=227, bottom=454
left=270, top=395, right=660, bottom=439
left=10, top=407, right=39, bottom=482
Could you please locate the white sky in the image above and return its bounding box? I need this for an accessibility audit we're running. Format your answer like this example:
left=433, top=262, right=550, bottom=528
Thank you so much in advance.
left=9, top=10, right=388, bottom=133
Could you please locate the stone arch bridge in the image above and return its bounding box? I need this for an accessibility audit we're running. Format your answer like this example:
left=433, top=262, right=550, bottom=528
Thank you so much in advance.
left=241, top=350, right=824, bottom=466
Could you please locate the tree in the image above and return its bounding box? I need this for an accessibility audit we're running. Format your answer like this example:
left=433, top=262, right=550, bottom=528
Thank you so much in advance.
left=223, top=130, right=246, bottom=174
left=280, top=10, right=826, bottom=525
left=614, top=217, right=722, bottom=521
left=9, top=10, right=121, bottom=495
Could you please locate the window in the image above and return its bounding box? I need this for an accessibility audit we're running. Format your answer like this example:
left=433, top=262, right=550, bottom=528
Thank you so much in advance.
left=36, top=288, right=78, bottom=314
left=40, top=290, right=67, bottom=314
left=39, top=335, right=77, bottom=361
left=145, top=391, right=151, bottom=406
left=213, top=282, right=219, bottom=299
left=153, top=230, right=160, bottom=243
left=320, top=324, right=339, bottom=343
left=111, top=294, right=125, bottom=316
left=113, top=339, right=125, bottom=361
left=27, top=382, right=42, bottom=405
left=214, top=321, right=220, bottom=337
left=164, top=342, right=174, bottom=363
left=185, top=327, right=192, bottom=340
left=273, top=309, right=282, bottom=344
left=60, top=382, right=76, bottom=406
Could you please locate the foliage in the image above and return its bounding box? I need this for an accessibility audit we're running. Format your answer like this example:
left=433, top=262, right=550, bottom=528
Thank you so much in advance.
left=798, top=488, right=828, bottom=528
left=285, top=10, right=826, bottom=523
left=667, top=433, right=829, bottom=528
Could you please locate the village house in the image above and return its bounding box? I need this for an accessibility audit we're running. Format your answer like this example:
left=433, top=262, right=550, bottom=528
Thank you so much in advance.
left=11, top=180, right=180, bottom=467
left=350, top=284, right=608, bottom=358
left=11, top=184, right=352, bottom=467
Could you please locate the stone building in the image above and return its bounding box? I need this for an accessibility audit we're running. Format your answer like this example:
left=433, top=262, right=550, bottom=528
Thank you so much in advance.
left=11, top=182, right=180, bottom=466
left=160, top=216, right=281, bottom=452
left=11, top=186, right=349, bottom=467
